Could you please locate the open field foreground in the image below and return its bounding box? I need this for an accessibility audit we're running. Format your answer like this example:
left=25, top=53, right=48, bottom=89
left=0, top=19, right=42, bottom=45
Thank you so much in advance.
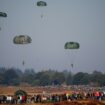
left=0, top=86, right=69, bottom=95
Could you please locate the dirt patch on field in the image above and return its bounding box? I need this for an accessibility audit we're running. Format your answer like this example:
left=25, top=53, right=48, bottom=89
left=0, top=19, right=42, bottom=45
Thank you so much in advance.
left=0, top=86, right=68, bottom=95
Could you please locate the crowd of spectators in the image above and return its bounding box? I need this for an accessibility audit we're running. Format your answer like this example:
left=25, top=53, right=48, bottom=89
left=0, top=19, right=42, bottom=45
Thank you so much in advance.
left=0, top=86, right=105, bottom=104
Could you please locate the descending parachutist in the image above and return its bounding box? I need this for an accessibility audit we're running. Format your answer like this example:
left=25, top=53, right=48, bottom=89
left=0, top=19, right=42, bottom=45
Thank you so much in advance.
left=22, top=61, right=25, bottom=66
left=71, top=64, right=73, bottom=68
left=41, top=14, right=43, bottom=18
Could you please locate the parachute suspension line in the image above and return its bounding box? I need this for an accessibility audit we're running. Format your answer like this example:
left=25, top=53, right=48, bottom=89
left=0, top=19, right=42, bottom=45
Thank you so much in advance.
left=36, top=1, right=47, bottom=19
left=40, top=9, right=44, bottom=18
left=71, top=51, right=74, bottom=70
left=67, top=50, right=74, bottom=72
left=22, top=60, right=25, bottom=66
left=0, top=12, right=7, bottom=31
left=41, top=14, right=43, bottom=18
left=20, top=51, right=26, bottom=71
left=70, top=49, right=77, bottom=69
left=13, top=35, right=32, bottom=71
left=66, top=50, right=73, bottom=72
left=22, top=60, right=25, bottom=71
left=64, top=41, right=80, bottom=72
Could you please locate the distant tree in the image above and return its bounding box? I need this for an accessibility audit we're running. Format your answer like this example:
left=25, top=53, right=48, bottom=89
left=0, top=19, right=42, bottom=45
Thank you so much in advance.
left=21, top=74, right=35, bottom=85
left=52, top=72, right=65, bottom=85
left=24, top=69, right=35, bottom=75
left=90, top=70, right=105, bottom=86
left=101, top=74, right=105, bottom=86
left=0, top=73, right=4, bottom=84
left=1, top=67, right=105, bottom=86
left=72, top=72, right=88, bottom=85
left=66, top=72, right=73, bottom=85
left=3, top=68, right=19, bottom=85
left=39, top=74, right=51, bottom=86
left=0, top=67, right=6, bottom=73
left=32, top=71, right=51, bottom=86
left=15, top=68, right=23, bottom=77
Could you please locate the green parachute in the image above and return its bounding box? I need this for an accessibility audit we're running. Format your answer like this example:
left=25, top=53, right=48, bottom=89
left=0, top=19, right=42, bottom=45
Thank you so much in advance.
left=0, top=12, right=7, bottom=31
left=15, top=89, right=27, bottom=96
left=13, top=35, right=32, bottom=66
left=0, top=12, right=7, bottom=17
left=36, top=1, right=47, bottom=18
left=37, top=1, right=47, bottom=6
left=13, top=35, right=32, bottom=44
left=65, top=42, right=79, bottom=49
left=64, top=42, right=80, bottom=69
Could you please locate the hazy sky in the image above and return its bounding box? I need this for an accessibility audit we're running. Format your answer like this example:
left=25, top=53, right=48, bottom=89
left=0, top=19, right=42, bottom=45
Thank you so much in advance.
left=0, top=0, right=105, bottom=73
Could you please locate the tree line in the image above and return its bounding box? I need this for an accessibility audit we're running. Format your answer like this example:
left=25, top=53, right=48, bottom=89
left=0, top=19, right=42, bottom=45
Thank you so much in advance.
left=0, top=67, right=105, bottom=86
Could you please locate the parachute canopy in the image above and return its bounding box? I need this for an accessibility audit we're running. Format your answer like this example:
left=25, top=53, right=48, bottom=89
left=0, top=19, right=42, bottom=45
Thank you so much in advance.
left=13, top=35, right=32, bottom=44
left=37, top=1, right=47, bottom=6
left=64, top=42, right=80, bottom=49
left=15, top=90, right=27, bottom=96
left=0, top=12, right=7, bottom=17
